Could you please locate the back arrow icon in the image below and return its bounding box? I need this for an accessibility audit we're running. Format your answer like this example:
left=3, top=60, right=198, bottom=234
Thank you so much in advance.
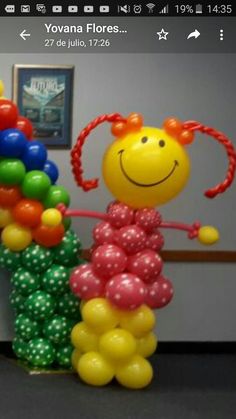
left=20, top=30, right=31, bottom=40
left=187, top=29, right=200, bottom=40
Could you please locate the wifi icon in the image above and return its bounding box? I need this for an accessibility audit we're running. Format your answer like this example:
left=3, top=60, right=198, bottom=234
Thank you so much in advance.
left=146, top=3, right=156, bottom=13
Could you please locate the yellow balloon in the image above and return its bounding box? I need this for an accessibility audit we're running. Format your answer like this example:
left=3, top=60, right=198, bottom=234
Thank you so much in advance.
left=1, top=223, right=32, bottom=251
left=116, top=355, right=153, bottom=389
left=71, top=322, right=99, bottom=353
left=78, top=351, right=115, bottom=386
left=120, top=305, right=156, bottom=338
left=136, top=332, right=158, bottom=358
left=0, top=208, right=13, bottom=228
left=71, top=348, right=81, bottom=370
left=102, top=126, right=190, bottom=209
left=99, top=328, right=137, bottom=361
left=41, top=208, right=62, bottom=227
left=198, top=226, right=219, bottom=245
left=82, top=298, right=119, bottom=333
left=0, top=80, right=4, bottom=97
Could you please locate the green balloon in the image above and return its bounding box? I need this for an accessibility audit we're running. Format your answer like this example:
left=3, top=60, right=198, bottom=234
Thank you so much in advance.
left=15, top=313, right=41, bottom=341
left=21, top=244, right=54, bottom=274
left=43, top=315, right=71, bottom=345
left=12, top=337, right=28, bottom=360
left=53, top=230, right=82, bottom=267
left=25, top=291, right=56, bottom=321
left=62, top=217, right=71, bottom=231
left=10, top=289, right=26, bottom=313
left=55, top=344, right=73, bottom=368
left=27, top=338, right=55, bottom=367
left=0, top=244, right=21, bottom=271
left=11, top=267, right=40, bottom=296
left=41, top=264, right=70, bottom=295
left=0, top=159, right=26, bottom=185
left=43, top=185, right=70, bottom=208
left=22, top=171, right=51, bottom=200
left=57, top=293, right=81, bottom=320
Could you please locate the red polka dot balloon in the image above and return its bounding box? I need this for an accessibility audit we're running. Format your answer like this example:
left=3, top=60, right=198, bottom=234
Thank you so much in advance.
left=146, top=231, right=164, bottom=251
left=70, top=263, right=106, bottom=300
left=127, top=249, right=163, bottom=283
left=93, top=221, right=115, bottom=245
left=114, top=225, right=147, bottom=255
left=106, top=273, right=147, bottom=310
left=145, top=276, right=174, bottom=309
left=135, top=208, right=162, bottom=232
left=92, top=244, right=127, bottom=280
left=107, top=202, right=134, bottom=228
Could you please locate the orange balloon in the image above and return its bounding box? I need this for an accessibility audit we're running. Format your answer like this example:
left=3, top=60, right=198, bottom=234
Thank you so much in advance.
left=13, top=199, right=44, bottom=228
left=0, top=185, right=22, bottom=208
left=33, top=223, right=65, bottom=247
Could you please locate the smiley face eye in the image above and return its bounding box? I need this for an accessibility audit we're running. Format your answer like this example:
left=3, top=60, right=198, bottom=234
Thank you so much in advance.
left=159, top=139, right=165, bottom=147
left=141, top=136, right=148, bottom=144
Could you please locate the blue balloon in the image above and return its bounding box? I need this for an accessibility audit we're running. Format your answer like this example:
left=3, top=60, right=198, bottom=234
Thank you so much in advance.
left=22, top=140, right=47, bottom=171
left=0, top=129, right=27, bottom=158
left=43, top=160, right=59, bottom=184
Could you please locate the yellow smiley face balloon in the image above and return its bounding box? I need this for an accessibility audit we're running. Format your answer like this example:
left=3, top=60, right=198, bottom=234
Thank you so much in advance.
left=102, top=126, right=190, bottom=209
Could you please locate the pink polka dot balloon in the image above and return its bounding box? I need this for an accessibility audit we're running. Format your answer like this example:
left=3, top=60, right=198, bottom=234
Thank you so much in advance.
left=107, top=202, right=134, bottom=228
left=93, top=221, right=115, bottom=245
left=146, top=231, right=164, bottom=251
left=92, top=244, right=127, bottom=280
left=114, top=225, right=147, bottom=255
left=70, top=263, right=106, bottom=300
left=135, top=208, right=162, bottom=232
left=127, top=249, right=163, bottom=283
left=105, top=273, right=147, bottom=310
left=145, top=276, right=174, bottom=309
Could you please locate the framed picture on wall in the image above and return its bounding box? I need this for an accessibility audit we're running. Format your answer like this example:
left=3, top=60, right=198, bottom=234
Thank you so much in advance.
left=13, top=64, right=74, bottom=149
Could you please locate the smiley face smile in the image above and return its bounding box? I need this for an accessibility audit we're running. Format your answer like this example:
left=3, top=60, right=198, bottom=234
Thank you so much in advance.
left=118, top=149, right=179, bottom=188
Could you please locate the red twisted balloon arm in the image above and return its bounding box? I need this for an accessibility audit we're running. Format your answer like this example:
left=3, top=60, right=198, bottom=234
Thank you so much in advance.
left=159, top=221, right=201, bottom=239
left=71, top=113, right=126, bottom=192
left=183, top=121, right=236, bottom=198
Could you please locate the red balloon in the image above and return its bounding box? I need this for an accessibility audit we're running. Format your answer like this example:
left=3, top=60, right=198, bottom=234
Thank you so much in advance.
left=0, top=185, right=22, bottom=208
left=145, top=276, right=174, bottom=309
left=106, top=273, right=147, bottom=310
left=13, top=199, right=43, bottom=227
left=114, top=225, right=147, bottom=255
left=33, top=223, right=64, bottom=247
left=127, top=250, right=163, bottom=283
left=92, top=244, right=127, bottom=280
left=146, top=231, right=164, bottom=251
left=135, top=208, right=162, bottom=233
left=70, top=263, right=105, bottom=300
left=107, top=202, right=134, bottom=228
left=93, top=221, right=115, bottom=245
left=15, top=116, right=33, bottom=140
left=0, top=99, right=18, bottom=130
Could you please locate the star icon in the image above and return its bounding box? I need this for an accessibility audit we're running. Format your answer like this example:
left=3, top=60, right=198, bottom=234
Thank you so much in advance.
left=156, top=28, right=169, bottom=40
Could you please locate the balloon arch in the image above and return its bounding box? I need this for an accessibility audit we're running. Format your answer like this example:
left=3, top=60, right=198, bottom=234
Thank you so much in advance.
left=0, top=81, right=235, bottom=389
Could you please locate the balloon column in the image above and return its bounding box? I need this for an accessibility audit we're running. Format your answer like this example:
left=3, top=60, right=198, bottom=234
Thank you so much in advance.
left=65, top=112, right=236, bottom=388
left=0, top=82, right=84, bottom=368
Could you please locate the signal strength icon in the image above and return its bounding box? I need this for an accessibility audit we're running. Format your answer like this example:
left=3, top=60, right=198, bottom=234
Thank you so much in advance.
left=159, top=4, right=169, bottom=14
left=146, top=3, right=156, bottom=13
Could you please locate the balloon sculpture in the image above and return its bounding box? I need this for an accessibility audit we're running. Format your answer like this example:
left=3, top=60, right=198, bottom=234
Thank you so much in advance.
left=61, top=112, right=236, bottom=389
left=0, top=81, right=84, bottom=368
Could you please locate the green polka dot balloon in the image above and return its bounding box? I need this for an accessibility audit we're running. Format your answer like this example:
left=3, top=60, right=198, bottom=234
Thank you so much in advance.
left=11, top=268, right=40, bottom=296
left=12, top=337, right=28, bottom=360
left=43, top=315, right=71, bottom=345
left=41, top=264, right=70, bottom=296
left=25, top=291, right=56, bottom=321
left=53, top=230, right=82, bottom=267
left=27, top=338, right=55, bottom=367
left=0, top=244, right=21, bottom=271
left=9, top=289, right=26, bottom=313
left=15, top=313, right=41, bottom=340
left=55, top=344, right=73, bottom=368
left=21, top=244, right=54, bottom=274
left=57, top=293, right=82, bottom=320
